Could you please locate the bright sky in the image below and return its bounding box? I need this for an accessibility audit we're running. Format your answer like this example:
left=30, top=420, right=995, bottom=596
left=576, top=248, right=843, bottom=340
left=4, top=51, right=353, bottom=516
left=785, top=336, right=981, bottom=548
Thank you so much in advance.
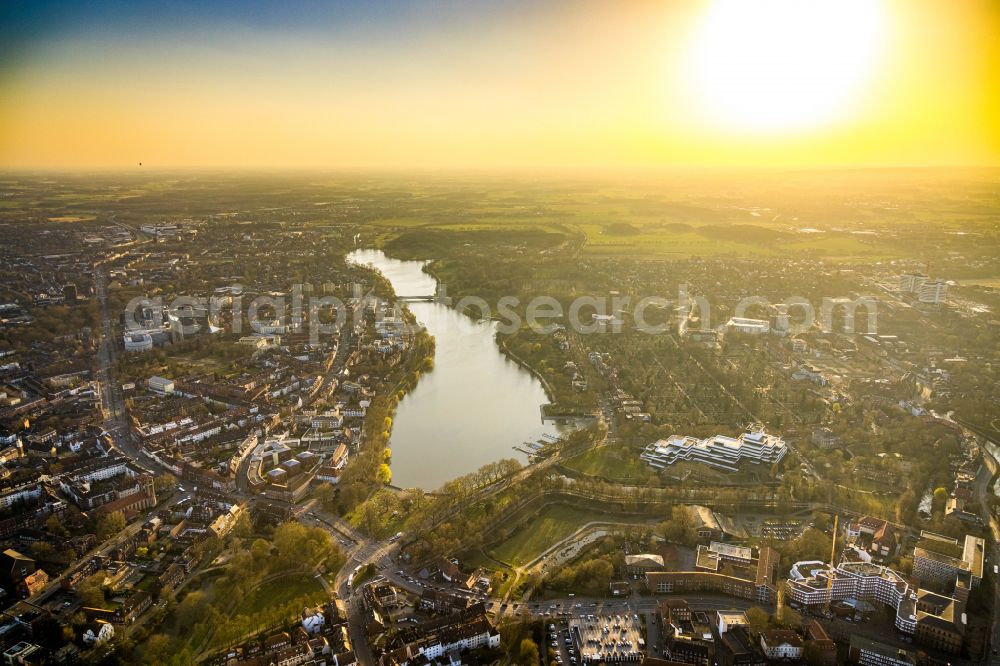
left=1, top=0, right=998, bottom=170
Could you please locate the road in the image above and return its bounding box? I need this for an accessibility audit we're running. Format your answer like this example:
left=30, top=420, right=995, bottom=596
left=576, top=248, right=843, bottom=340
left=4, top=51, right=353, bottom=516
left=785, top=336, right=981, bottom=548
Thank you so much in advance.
left=973, top=439, right=1000, bottom=664
left=31, top=517, right=146, bottom=606
left=305, top=301, right=360, bottom=408
left=306, top=485, right=764, bottom=664
left=23, top=263, right=166, bottom=608
left=86, top=254, right=468, bottom=661
left=94, top=266, right=165, bottom=475
left=85, top=258, right=919, bottom=664
left=318, top=509, right=399, bottom=666
left=489, top=593, right=756, bottom=620
left=933, top=413, right=1000, bottom=663
left=234, top=300, right=360, bottom=494
left=234, top=433, right=262, bottom=494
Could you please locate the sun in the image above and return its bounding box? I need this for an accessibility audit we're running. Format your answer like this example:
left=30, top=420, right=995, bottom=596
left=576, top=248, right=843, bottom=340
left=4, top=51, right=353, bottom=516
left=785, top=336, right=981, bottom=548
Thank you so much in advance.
left=687, top=0, right=887, bottom=134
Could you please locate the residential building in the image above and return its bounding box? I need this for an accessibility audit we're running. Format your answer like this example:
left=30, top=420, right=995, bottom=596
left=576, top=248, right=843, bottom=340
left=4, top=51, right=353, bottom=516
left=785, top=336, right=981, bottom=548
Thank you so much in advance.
left=848, top=636, right=915, bottom=666
left=419, top=589, right=470, bottom=614
left=717, top=626, right=766, bottom=666
left=625, top=554, right=665, bottom=575
left=0, top=482, right=42, bottom=510
left=913, top=589, right=964, bottom=654
left=82, top=620, right=114, bottom=646
left=0, top=549, right=36, bottom=596
left=379, top=606, right=500, bottom=665
left=659, top=599, right=692, bottom=624
left=158, top=563, right=184, bottom=594
left=811, top=428, right=838, bottom=450
left=803, top=620, right=836, bottom=666
left=116, top=589, right=152, bottom=624
left=759, top=629, right=803, bottom=661
left=664, top=610, right=715, bottom=665
left=57, top=454, right=156, bottom=511
left=438, top=558, right=461, bottom=583
left=316, top=443, right=349, bottom=484
left=19, top=569, right=48, bottom=598
left=846, top=516, right=898, bottom=559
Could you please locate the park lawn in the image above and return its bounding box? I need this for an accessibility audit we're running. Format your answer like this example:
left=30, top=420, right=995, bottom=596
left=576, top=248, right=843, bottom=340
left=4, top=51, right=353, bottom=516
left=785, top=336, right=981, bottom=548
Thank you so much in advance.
left=488, top=505, right=596, bottom=567
left=185, top=573, right=328, bottom=656
left=344, top=493, right=407, bottom=539
left=561, top=445, right=649, bottom=481
left=459, top=548, right=504, bottom=572
left=236, top=573, right=326, bottom=616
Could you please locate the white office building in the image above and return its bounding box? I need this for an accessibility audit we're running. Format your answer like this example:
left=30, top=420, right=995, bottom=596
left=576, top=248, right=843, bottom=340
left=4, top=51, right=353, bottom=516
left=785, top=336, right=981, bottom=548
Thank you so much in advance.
left=900, top=273, right=947, bottom=304
left=641, top=430, right=786, bottom=473
left=900, top=273, right=927, bottom=293
left=786, top=561, right=920, bottom=634
left=123, top=332, right=153, bottom=352
left=147, top=375, right=175, bottom=395
left=726, top=317, right=770, bottom=334
left=917, top=279, right=947, bottom=304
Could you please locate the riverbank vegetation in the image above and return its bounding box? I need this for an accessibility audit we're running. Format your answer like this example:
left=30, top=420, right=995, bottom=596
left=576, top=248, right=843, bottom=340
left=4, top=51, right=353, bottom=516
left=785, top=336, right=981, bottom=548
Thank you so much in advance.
left=328, top=309, right=435, bottom=515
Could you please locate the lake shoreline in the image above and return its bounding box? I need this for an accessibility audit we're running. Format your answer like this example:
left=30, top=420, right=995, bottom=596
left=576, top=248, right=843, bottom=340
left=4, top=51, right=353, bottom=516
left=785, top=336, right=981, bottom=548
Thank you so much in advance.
left=346, top=248, right=561, bottom=490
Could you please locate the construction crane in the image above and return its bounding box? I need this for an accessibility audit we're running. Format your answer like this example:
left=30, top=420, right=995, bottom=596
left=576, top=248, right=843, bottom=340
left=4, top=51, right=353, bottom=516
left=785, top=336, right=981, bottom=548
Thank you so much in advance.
left=824, top=514, right=839, bottom=615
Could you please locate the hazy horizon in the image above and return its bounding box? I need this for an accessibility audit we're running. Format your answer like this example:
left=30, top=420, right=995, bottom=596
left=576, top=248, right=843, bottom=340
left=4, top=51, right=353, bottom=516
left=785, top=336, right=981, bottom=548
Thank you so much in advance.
left=2, top=0, right=999, bottom=171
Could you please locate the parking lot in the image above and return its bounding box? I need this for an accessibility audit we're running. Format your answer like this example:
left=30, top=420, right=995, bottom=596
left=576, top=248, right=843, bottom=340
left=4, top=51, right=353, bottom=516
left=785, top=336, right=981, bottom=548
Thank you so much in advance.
left=737, top=514, right=805, bottom=540
left=570, top=613, right=645, bottom=663
left=546, top=618, right=577, bottom=665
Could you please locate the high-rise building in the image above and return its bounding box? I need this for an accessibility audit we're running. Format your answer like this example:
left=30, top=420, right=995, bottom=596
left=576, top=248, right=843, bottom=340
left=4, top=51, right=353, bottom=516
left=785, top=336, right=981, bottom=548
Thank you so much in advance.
left=899, top=273, right=927, bottom=293
left=917, top=279, right=947, bottom=304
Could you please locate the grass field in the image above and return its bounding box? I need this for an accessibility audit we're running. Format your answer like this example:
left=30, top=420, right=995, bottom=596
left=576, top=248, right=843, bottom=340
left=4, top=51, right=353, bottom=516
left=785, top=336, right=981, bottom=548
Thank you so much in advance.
left=488, top=505, right=598, bottom=567
left=235, top=573, right=325, bottom=616
left=561, top=445, right=649, bottom=481
left=460, top=548, right=506, bottom=571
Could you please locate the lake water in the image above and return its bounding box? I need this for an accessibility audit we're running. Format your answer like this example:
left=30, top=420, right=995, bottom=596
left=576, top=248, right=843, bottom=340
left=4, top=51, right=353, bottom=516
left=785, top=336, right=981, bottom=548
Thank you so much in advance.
left=347, top=249, right=561, bottom=490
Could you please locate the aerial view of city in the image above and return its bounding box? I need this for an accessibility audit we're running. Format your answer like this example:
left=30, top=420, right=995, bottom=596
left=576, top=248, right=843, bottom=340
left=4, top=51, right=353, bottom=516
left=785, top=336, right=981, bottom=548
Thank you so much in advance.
left=0, top=1, right=998, bottom=665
